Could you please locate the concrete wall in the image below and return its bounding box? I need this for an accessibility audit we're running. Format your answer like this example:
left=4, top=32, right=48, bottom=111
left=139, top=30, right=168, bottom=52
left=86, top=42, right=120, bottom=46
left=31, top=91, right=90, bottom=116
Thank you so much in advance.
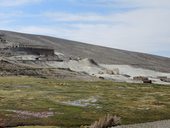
left=11, top=47, right=54, bottom=56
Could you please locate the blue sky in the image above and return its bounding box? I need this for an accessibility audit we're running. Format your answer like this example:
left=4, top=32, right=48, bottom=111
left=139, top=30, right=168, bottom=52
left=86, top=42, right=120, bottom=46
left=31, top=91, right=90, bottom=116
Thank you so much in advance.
left=0, top=0, right=170, bottom=57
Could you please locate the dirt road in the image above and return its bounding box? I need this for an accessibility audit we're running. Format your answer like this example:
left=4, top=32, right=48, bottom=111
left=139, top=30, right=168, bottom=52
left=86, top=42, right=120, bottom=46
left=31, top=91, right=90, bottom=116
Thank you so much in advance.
left=114, top=120, right=170, bottom=128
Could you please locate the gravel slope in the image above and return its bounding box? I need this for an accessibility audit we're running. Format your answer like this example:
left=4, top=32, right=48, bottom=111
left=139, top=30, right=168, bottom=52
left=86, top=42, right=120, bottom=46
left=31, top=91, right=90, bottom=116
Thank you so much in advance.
left=1, top=30, right=170, bottom=72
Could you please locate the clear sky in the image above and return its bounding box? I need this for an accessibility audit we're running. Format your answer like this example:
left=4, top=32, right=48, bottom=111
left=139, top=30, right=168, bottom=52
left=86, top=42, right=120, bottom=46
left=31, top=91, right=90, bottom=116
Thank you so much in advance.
left=0, top=0, right=170, bottom=57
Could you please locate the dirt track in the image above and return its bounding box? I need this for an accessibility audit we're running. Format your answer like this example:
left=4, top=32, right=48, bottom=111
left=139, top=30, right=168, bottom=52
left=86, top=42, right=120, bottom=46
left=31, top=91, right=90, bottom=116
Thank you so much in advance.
left=114, top=120, right=170, bottom=128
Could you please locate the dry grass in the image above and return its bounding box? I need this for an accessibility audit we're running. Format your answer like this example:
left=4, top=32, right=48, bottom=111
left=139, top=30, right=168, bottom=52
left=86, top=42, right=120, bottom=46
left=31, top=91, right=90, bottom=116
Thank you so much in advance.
left=89, top=114, right=121, bottom=128
left=0, top=76, right=170, bottom=127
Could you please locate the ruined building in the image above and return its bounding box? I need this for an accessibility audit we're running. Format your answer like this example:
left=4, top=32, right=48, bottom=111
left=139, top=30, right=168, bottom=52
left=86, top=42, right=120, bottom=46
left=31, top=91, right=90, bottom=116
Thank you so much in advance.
left=0, top=34, right=6, bottom=43
left=10, top=44, right=55, bottom=56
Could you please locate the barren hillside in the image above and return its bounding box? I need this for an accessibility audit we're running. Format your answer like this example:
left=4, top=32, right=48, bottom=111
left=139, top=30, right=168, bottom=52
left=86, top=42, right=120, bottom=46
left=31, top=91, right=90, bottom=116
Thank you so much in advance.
left=0, top=30, right=170, bottom=72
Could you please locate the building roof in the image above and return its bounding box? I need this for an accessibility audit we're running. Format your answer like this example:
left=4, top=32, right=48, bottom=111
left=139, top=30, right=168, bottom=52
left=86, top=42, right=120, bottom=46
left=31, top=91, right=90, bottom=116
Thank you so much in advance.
left=12, top=44, right=54, bottom=50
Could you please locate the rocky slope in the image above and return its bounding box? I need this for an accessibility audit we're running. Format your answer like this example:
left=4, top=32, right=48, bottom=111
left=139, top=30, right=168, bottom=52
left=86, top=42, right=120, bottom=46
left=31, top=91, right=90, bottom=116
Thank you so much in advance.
left=0, top=30, right=170, bottom=73
left=0, top=30, right=170, bottom=84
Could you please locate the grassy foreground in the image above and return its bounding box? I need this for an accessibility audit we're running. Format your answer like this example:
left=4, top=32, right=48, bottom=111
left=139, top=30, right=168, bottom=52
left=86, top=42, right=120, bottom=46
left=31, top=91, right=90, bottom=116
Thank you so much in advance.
left=17, top=126, right=59, bottom=128
left=0, top=76, right=170, bottom=128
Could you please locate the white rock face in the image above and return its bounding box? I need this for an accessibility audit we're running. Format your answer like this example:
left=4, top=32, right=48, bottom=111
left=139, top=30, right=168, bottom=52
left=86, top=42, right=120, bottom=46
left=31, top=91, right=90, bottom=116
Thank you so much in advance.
left=101, top=64, right=170, bottom=78
left=47, top=59, right=170, bottom=85
left=9, top=55, right=38, bottom=61
left=47, top=58, right=106, bottom=75
left=101, top=64, right=170, bottom=84
left=7, top=53, right=170, bottom=85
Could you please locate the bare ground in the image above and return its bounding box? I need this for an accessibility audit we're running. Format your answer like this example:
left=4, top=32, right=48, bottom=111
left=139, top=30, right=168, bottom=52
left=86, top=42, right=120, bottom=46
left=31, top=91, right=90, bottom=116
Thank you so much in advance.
left=114, top=120, right=170, bottom=128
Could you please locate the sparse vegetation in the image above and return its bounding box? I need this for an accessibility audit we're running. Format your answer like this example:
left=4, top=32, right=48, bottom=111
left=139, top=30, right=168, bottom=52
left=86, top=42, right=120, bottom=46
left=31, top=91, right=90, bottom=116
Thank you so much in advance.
left=88, top=114, right=121, bottom=128
left=0, top=76, right=170, bottom=128
left=15, top=126, right=59, bottom=128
